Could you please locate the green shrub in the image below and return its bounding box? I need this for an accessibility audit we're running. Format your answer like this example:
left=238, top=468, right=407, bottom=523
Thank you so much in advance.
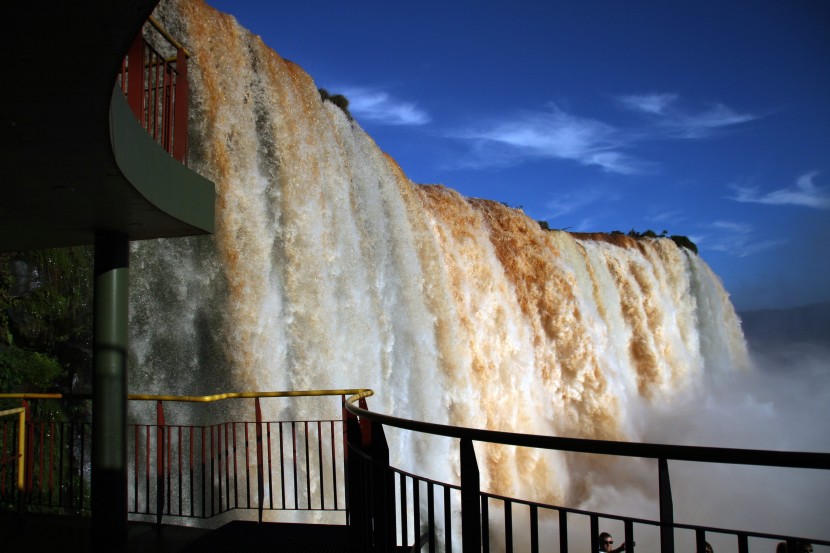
left=319, top=88, right=353, bottom=120
left=670, top=235, right=699, bottom=254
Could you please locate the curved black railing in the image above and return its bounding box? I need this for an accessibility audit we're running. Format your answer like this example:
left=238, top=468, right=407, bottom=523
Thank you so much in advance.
left=344, top=392, right=830, bottom=553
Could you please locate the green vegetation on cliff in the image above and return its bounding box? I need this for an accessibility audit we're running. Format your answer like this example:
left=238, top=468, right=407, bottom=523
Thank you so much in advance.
left=0, top=248, right=93, bottom=418
left=318, top=88, right=353, bottom=120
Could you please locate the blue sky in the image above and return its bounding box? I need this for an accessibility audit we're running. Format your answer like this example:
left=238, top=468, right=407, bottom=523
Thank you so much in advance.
left=207, top=0, right=830, bottom=311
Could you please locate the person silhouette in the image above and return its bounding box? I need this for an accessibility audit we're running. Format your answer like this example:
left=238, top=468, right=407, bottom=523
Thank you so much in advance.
left=599, top=532, right=632, bottom=553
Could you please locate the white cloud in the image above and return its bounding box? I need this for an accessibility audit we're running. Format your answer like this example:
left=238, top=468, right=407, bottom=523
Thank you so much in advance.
left=729, top=171, right=830, bottom=209
left=341, top=87, right=430, bottom=126
left=647, top=208, right=686, bottom=225
left=698, top=220, right=786, bottom=257
left=449, top=94, right=758, bottom=175
left=618, top=93, right=759, bottom=138
left=618, top=93, right=678, bottom=115
left=452, top=105, right=646, bottom=174
left=543, top=186, right=620, bottom=219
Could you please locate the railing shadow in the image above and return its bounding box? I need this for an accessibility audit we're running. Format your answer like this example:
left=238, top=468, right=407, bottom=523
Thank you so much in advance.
left=343, top=392, right=830, bottom=553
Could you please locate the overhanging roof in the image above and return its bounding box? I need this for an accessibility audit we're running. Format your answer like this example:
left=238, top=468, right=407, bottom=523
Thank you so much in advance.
left=2, top=1, right=215, bottom=252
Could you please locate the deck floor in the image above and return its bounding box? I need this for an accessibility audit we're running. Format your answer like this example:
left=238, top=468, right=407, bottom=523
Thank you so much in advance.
left=0, top=513, right=350, bottom=552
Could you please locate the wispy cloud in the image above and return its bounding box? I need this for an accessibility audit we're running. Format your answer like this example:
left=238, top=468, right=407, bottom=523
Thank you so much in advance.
left=450, top=104, right=647, bottom=174
left=618, top=93, right=677, bottom=116
left=697, top=220, right=786, bottom=257
left=617, top=93, right=759, bottom=138
left=543, top=187, right=620, bottom=219
left=647, top=208, right=687, bottom=225
left=341, top=86, right=430, bottom=126
left=729, top=171, right=830, bottom=209
left=448, top=94, right=757, bottom=175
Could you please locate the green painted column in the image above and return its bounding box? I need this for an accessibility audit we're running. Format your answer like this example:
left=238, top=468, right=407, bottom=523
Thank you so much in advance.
left=92, top=232, right=129, bottom=549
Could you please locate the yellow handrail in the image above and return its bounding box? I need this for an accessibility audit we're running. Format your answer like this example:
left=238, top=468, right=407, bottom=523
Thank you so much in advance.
left=0, top=389, right=374, bottom=403
left=0, top=407, right=26, bottom=493
left=147, top=16, right=191, bottom=59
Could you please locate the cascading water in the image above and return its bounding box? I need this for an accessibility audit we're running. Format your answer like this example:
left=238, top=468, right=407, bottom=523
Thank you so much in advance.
left=129, top=0, right=756, bottom=533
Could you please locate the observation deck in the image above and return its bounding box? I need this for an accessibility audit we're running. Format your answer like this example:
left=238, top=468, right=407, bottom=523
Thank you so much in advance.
left=3, top=1, right=214, bottom=251
left=2, top=390, right=828, bottom=553
left=2, top=2, right=828, bottom=552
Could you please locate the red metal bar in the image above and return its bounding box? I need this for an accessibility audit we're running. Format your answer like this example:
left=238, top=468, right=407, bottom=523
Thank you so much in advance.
left=330, top=420, right=337, bottom=511
left=279, top=422, right=285, bottom=509
left=156, top=400, right=166, bottom=524
left=210, top=425, right=216, bottom=517
left=304, top=421, right=311, bottom=510
left=232, top=422, right=239, bottom=509
left=48, top=421, right=54, bottom=506
left=145, top=425, right=151, bottom=514
left=172, top=46, right=189, bottom=162
left=133, top=426, right=139, bottom=512
left=126, top=33, right=144, bottom=123
left=166, top=425, right=172, bottom=515
left=37, top=422, right=44, bottom=503
left=177, top=426, right=183, bottom=516
left=189, top=426, right=195, bottom=517
left=201, top=426, right=206, bottom=518
left=291, top=422, right=298, bottom=510
left=224, top=423, right=230, bottom=511
left=255, top=398, right=264, bottom=522
left=244, top=422, right=251, bottom=508
left=266, top=421, right=273, bottom=509
left=23, top=401, right=33, bottom=498
left=317, top=420, right=324, bottom=509
left=161, top=57, right=172, bottom=150
left=151, top=50, right=161, bottom=140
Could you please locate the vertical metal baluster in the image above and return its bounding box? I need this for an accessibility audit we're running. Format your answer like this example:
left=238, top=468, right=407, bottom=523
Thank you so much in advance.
left=400, top=473, right=408, bottom=548
left=428, top=482, right=435, bottom=552
left=413, top=479, right=421, bottom=552
left=482, top=496, right=490, bottom=553
left=48, top=422, right=55, bottom=507
left=279, top=422, right=286, bottom=509
left=530, top=505, right=539, bottom=553
left=317, top=420, right=324, bottom=509
left=145, top=425, right=150, bottom=514
left=330, top=420, right=338, bottom=511
left=232, top=422, right=239, bottom=509
left=245, top=421, right=251, bottom=508
left=177, top=426, right=183, bottom=516
left=266, top=421, right=274, bottom=510
left=292, top=421, right=299, bottom=510
left=444, top=486, right=452, bottom=553
left=304, top=421, right=311, bottom=510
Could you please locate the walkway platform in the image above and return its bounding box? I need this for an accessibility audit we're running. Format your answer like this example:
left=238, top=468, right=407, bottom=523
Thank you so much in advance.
left=0, top=513, right=350, bottom=552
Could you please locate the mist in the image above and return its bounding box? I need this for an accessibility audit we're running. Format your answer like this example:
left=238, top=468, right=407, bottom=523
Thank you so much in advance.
left=577, top=327, right=830, bottom=551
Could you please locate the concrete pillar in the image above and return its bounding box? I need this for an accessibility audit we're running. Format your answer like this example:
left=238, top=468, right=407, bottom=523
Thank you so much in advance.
left=91, top=232, right=129, bottom=549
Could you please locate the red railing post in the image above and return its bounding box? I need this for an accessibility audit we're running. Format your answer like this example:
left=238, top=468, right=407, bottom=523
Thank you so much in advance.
left=254, top=397, right=264, bottom=523
left=126, top=33, right=145, bottom=124
left=156, top=400, right=165, bottom=525
left=172, top=46, right=189, bottom=163
left=24, top=400, right=34, bottom=502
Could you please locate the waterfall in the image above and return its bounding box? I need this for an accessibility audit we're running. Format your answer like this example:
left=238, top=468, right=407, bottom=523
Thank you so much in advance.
left=129, top=0, right=751, bottom=517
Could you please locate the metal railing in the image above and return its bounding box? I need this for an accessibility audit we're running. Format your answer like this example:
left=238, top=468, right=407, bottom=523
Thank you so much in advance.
left=343, top=393, right=830, bottom=553
left=0, top=389, right=371, bottom=525
left=0, top=407, right=27, bottom=502
left=4, top=388, right=829, bottom=553
left=125, top=389, right=370, bottom=525
left=118, top=16, right=190, bottom=163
